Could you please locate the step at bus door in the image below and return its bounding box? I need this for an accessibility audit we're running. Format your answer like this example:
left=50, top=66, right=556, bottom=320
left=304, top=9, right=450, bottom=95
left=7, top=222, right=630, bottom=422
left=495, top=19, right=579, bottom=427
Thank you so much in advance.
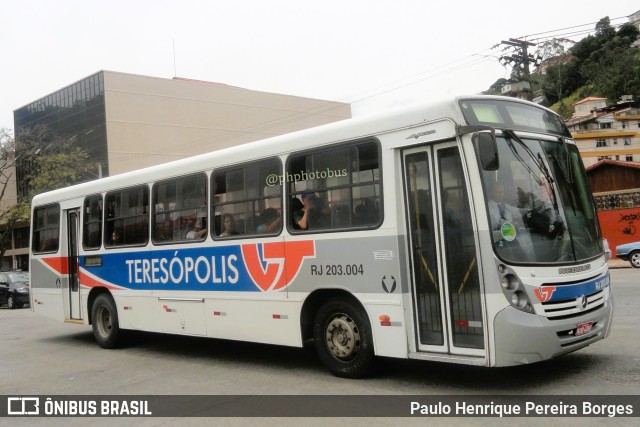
left=403, top=142, right=485, bottom=357
left=65, top=208, right=82, bottom=320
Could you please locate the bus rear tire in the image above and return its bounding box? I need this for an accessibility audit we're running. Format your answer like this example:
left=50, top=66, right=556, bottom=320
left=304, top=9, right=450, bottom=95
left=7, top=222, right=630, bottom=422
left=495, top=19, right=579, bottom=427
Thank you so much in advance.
left=313, top=298, right=374, bottom=378
left=92, top=294, right=121, bottom=349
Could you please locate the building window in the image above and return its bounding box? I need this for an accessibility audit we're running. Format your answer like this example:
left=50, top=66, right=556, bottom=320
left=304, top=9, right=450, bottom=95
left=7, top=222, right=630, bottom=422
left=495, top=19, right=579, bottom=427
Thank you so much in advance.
left=597, top=156, right=612, bottom=161
left=596, top=139, right=607, bottom=148
left=14, top=227, right=30, bottom=249
left=624, top=138, right=631, bottom=146
left=622, top=121, right=627, bottom=129
left=600, top=123, right=612, bottom=129
left=626, top=155, right=634, bottom=161
left=613, top=139, right=617, bottom=145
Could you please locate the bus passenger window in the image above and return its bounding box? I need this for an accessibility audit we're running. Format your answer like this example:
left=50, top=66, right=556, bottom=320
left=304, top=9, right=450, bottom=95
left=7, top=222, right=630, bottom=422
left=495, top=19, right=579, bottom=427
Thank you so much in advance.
left=32, top=205, right=60, bottom=253
left=83, top=194, right=102, bottom=250
left=213, top=158, right=282, bottom=239
left=105, top=186, right=149, bottom=247
left=287, top=139, right=382, bottom=232
left=152, top=173, right=207, bottom=244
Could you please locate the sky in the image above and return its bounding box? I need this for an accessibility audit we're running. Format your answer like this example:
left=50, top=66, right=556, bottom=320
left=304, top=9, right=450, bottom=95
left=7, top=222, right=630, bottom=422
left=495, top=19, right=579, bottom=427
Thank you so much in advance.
left=0, top=1, right=636, bottom=131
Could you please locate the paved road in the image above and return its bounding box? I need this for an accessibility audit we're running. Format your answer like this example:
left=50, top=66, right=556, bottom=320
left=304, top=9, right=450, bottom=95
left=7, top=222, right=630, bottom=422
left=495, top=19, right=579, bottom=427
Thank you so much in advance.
left=0, top=268, right=638, bottom=426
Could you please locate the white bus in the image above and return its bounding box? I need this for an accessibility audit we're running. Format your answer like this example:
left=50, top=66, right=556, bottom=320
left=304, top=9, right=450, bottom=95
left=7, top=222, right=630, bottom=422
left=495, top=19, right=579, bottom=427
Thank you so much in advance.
left=30, top=96, right=612, bottom=378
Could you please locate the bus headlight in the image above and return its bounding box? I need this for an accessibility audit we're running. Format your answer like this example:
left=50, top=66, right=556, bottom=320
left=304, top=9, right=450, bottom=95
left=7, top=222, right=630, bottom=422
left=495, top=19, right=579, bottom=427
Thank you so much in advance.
left=500, top=274, right=519, bottom=291
left=499, top=272, right=534, bottom=313
left=511, top=291, right=529, bottom=309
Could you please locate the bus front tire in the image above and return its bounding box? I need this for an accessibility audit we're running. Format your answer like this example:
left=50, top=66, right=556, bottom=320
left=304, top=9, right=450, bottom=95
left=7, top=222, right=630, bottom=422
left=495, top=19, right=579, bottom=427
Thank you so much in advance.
left=91, top=294, right=121, bottom=349
left=313, top=298, right=374, bottom=379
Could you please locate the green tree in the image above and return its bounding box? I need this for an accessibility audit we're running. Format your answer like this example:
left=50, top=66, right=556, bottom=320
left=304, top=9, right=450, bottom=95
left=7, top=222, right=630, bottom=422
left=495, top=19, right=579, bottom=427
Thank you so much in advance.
left=0, top=128, right=21, bottom=258
left=0, top=125, right=92, bottom=258
left=482, top=78, right=509, bottom=95
left=538, top=19, right=640, bottom=105
left=580, top=23, right=640, bottom=101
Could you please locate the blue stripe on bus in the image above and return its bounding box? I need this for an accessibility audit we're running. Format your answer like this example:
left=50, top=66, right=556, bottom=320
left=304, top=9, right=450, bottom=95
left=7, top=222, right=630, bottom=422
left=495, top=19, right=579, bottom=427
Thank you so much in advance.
left=548, top=272, right=610, bottom=302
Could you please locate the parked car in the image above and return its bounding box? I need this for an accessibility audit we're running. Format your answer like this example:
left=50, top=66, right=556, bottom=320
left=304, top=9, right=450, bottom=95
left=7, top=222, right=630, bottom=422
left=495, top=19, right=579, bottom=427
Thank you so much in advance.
left=615, top=241, right=640, bottom=269
left=0, top=271, right=30, bottom=309
left=603, top=238, right=611, bottom=261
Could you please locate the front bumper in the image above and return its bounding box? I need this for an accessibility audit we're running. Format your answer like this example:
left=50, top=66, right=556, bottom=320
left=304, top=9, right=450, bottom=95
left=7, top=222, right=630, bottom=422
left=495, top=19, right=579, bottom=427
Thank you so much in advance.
left=493, top=297, right=613, bottom=366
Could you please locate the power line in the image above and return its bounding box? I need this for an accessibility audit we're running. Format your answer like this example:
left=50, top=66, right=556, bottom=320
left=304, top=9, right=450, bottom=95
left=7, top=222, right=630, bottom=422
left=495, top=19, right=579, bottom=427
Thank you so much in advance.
left=517, top=15, right=628, bottom=39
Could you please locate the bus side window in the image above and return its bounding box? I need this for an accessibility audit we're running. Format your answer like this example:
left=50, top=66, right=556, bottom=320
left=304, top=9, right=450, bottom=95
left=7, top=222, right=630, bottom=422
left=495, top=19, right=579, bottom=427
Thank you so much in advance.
left=32, top=205, right=60, bottom=253
left=105, top=186, right=149, bottom=247
left=83, top=194, right=103, bottom=250
left=152, top=173, right=207, bottom=244
left=213, top=158, right=282, bottom=239
left=287, top=139, right=382, bottom=232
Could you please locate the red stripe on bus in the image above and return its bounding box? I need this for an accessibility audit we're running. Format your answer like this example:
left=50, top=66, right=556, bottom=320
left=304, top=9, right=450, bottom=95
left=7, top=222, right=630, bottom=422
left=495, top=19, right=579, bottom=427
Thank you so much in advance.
left=42, top=257, right=69, bottom=275
left=78, top=270, right=122, bottom=290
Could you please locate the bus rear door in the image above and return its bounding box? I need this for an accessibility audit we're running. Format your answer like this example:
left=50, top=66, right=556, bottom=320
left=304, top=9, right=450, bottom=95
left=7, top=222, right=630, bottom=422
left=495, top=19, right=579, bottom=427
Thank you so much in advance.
left=62, top=208, right=82, bottom=320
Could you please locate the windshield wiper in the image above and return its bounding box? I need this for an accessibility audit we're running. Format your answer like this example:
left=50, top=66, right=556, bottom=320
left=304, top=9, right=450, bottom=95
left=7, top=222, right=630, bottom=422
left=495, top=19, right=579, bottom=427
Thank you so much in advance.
left=502, top=129, right=559, bottom=212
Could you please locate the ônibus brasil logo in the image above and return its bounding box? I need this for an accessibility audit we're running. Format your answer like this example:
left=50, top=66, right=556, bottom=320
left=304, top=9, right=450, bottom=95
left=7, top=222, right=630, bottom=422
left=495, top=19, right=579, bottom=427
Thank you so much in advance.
left=242, top=240, right=315, bottom=292
left=534, top=286, right=556, bottom=303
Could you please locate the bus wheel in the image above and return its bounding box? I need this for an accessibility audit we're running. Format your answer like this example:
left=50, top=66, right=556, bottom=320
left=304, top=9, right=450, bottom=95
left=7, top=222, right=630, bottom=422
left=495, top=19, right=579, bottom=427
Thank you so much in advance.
left=313, top=298, right=374, bottom=378
left=92, top=294, right=121, bottom=349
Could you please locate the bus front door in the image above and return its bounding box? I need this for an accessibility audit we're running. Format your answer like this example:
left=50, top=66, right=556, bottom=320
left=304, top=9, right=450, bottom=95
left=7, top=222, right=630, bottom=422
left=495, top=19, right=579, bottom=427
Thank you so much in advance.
left=403, top=143, right=485, bottom=358
left=64, top=208, right=82, bottom=320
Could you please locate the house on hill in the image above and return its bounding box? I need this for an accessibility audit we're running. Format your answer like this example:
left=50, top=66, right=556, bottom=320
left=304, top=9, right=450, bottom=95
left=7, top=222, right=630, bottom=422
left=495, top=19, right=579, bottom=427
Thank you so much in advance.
left=565, top=96, right=640, bottom=168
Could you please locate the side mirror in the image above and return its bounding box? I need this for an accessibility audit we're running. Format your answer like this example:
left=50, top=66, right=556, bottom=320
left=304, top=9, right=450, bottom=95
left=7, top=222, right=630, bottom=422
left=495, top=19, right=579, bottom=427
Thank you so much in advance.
left=473, top=132, right=499, bottom=171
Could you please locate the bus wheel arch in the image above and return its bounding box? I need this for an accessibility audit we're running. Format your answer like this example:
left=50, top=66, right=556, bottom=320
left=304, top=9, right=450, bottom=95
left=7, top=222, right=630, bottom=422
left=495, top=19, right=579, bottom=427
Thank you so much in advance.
left=89, top=290, right=122, bottom=349
left=302, top=290, right=375, bottom=378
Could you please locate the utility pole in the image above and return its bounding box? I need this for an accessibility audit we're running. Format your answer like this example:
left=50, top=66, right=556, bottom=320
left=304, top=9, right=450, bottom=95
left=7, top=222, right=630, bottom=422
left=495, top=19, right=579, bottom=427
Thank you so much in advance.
left=499, top=38, right=537, bottom=101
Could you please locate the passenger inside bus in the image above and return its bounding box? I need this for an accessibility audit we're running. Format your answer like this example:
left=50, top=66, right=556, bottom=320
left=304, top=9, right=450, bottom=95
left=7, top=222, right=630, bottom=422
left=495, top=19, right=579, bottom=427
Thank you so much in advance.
left=293, top=192, right=315, bottom=230
left=109, top=229, right=121, bottom=246
left=219, top=213, right=240, bottom=237
left=157, top=220, right=173, bottom=241
left=186, top=218, right=207, bottom=239
left=289, top=198, right=303, bottom=229
left=257, top=208, right=281, bottom=233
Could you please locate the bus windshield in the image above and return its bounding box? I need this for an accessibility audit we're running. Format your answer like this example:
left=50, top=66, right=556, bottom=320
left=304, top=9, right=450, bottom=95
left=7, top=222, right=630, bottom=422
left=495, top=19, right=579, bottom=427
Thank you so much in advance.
left=477, top=134, right=602, bottom=264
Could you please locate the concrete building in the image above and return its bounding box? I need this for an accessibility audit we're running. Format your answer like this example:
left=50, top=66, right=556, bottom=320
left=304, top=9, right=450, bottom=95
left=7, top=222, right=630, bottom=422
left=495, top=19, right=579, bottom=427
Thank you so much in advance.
left=6, top=70, right=351, bottom=269
left=14, top=70, right=351, bottom=194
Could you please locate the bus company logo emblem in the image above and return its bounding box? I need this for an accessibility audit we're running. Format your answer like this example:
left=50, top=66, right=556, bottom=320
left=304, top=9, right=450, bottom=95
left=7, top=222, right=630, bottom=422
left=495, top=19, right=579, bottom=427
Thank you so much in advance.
left=580, top=295, right=588, bottom=309
left=534, top=286, right=556, bottom=303
left=242, top=240, right=315, bottom=292
left=381, top=276, right=396, bottom=293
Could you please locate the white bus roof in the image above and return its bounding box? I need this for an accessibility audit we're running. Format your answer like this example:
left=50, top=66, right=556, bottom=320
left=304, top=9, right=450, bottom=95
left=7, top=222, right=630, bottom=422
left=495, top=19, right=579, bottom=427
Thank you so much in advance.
left=31, top=95, right=544, bottom=206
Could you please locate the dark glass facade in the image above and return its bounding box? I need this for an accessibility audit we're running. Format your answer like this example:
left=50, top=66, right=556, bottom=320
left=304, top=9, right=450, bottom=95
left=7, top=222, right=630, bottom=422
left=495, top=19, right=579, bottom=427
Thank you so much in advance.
left=14, top=71, right=109, bottom=199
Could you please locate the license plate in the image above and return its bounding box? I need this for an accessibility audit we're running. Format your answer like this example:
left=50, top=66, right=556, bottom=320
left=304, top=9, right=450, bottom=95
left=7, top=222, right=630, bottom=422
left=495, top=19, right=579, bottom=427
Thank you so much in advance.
left=576, top=321, right=593, bottom=336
